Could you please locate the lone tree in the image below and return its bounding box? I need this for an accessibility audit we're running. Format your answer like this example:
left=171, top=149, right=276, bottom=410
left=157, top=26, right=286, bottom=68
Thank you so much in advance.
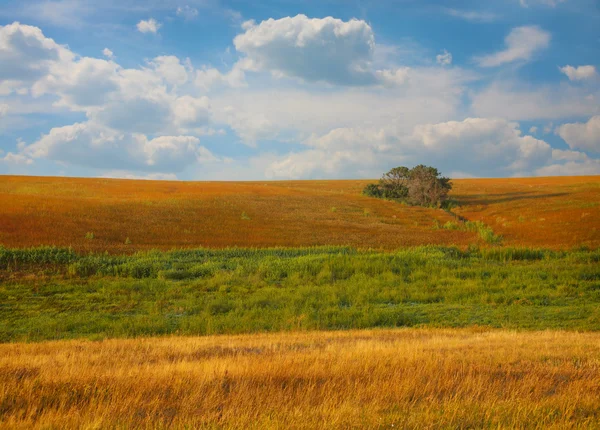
left=362, top=165, right=452, bottom=207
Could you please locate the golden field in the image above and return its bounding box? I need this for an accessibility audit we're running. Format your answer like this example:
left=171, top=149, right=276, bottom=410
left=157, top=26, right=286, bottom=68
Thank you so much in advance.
left=0, top=175, right=598, bottom=252
left=1, top=329, right=600, bottom=429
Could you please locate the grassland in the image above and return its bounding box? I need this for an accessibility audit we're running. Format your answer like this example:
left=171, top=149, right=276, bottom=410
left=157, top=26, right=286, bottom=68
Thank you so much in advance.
left=2, top=175, right=600, bottom=428
left=1, top=175, right=598, bottom=252
left=1, top=329, right=599, bottom=429
left=2, top=246, right=599, bottom=342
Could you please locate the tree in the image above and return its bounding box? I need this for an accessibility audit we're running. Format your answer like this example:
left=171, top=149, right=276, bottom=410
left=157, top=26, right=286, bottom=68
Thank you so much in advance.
left=379, top=166, right=409, bottom=199
left=362, top=165, right=452, bottom=207
left=406, top=165, right=452, bottom=207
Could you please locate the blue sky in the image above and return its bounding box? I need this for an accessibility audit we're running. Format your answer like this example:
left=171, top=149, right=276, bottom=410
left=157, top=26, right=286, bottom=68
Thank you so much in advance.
left=0, top=0, right=599, bottom=180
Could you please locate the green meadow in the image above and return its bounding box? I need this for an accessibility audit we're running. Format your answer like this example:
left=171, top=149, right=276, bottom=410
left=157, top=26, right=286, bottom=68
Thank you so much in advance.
left=1, top=246, right=599, bottom=342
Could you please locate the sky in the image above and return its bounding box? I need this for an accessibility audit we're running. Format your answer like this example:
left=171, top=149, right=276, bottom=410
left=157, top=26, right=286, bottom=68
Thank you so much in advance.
left=0, top=0, right=599, bottom=180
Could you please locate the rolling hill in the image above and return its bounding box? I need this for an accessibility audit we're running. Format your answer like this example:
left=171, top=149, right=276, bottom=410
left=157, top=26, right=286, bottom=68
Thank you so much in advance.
left=0, top=175, right=598, bottom=251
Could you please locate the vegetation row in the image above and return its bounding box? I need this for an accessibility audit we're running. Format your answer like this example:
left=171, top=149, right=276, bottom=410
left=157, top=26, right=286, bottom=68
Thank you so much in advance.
left=1, top=245, right=599, bottom=342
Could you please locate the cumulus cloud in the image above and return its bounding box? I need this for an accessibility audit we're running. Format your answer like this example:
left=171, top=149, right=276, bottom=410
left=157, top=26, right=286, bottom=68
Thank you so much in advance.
left=233, top=15, right=377, bottom=86
left=194, top=60, right=249, bottom=91
left=137, top=18, right=161, bottom=34
left=534, top=144, right=600, bottom=175
left=475, top=26, right=550, bottom=67
left=2, top=20, right=598, bottom=180
left=20, top=122, right=215, bottom=172
left=436, top=50, right=452, bottom=66
left=265, top=118, right=554, bottom=179
left=556, top=116, right=600, bottom=153
left=411, top=117, right=552, bottom=173
left=0, top=22, right=224, bottom=175
left=32, top=56, right=120, bottom=109
left=102, top=48, right=114, bottom=59
left=0, top=22, right=72, bottom=85
left=559, top=65, right=597, bottom=81
left=535, top=160, right=600, bottom=176
left=148, top=55, right=189, bottom=86
left=1, top=151, right=34, bottom=166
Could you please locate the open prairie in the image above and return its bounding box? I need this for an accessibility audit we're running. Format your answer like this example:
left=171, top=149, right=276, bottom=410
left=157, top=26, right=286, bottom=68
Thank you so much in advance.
left=0, top=175, right=598, bottom=252
left=1, top=329, right=599, bottom=429
left=2, top=175, right=600, bottom=429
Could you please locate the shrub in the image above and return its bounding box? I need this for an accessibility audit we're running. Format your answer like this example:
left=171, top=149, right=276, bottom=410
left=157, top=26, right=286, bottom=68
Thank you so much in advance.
left=363, top=165, right=451, bottom=207
left=362, top=183, right=382, bottom=198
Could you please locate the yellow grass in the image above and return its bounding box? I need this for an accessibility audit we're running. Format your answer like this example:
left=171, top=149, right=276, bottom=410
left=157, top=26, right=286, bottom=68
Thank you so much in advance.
left=0, top=175, right=599, bottom=251
left=1, top=329, right=600, bottom=429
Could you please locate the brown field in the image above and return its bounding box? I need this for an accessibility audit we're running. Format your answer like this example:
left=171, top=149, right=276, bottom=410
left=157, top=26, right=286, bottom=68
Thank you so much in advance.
left=0, top=175, right=598, bottom=252
left=1, top=329, right=599, bottom=429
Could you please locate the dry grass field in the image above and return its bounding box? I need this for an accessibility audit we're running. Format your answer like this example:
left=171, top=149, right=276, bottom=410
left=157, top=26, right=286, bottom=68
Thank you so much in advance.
left=0, top=175, right=598, bottom=252
left=1, top=328, right=599, bottom=429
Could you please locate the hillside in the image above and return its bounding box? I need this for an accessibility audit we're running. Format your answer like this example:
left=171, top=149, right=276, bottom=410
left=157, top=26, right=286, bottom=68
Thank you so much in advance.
left=0, top=175, right=598, bottom=251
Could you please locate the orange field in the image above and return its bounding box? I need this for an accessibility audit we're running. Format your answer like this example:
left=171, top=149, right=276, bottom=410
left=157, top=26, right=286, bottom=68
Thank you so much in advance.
left=0, top=175, right=598, bottom=252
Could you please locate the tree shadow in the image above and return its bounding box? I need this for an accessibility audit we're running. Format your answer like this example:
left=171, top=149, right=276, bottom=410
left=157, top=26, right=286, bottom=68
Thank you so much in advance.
left=452, top=192, right=571, bottom=206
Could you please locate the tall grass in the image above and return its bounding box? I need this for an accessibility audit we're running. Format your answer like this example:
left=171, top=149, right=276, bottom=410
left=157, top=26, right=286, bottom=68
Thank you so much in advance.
left=2, top=246, right=599, bottom=341
left=1, top=329, right=599, bottom=429
left=436, top=220, right=503, bottom=244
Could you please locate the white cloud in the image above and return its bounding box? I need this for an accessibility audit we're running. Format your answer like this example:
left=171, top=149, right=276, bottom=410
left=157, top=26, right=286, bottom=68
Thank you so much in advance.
left=148, top=55, right=189, bottom=86
left=436, top=50, right=452, bottom=66
left=265, top=118, right=554, bottom=179
left=411, top=117, right=552, bottom=173
left=0, top=23, right=210, bottom=136
left=535, top=160, right=600, bottom=176
left=551, top=148, right=589, bottom=162
left=102, top=48, right=114, bottom=59
left=176, top=5, right=198, bottom=20
left=32, top=56, right=120, bottom=109
left=556, top=116, right=600, bottom=153
left=0, top=104, right=8, bottom=117
left=443, top=8, right=498, bottom=22
left=3, top=21, right=598, bottom=181
left=211, top=65, right=476, bottom=146
left=559, top=65, right=597, bottom=81
left=171, top=95, right=211, bottom=128
left=0, top=22, right=73, bottom=84
left=1, top=152, right=34, bottom=166
left=194, top=59, right=249, bottom=91
left=233, top=15, right=377, bottom=86
left=475, top=26, right=550, bottom=67
left=137, top=18, right=161, bottom=34
left=529, top=126, right=538, bottom=134
left=20, top=122, right=216, bottom=171
left=471, top=83, right=600, bottom=120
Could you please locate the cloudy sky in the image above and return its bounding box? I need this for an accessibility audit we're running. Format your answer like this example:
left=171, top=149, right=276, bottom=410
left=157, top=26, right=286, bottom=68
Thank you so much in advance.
left=0, top=0, right=599, bottom=180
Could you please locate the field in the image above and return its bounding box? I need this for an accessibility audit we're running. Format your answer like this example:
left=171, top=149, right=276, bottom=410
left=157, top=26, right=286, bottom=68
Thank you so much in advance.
left=1, top=175, right=598, bottom=252
left=1, top=175, right=600, bottom=428
left=2, top=246, right=600, bottom=342
left=1, top=329, right=600, bottom=429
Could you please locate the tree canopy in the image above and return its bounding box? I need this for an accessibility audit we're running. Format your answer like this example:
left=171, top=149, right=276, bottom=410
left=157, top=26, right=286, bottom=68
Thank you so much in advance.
left=362, top=165, right=452, bottom=207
